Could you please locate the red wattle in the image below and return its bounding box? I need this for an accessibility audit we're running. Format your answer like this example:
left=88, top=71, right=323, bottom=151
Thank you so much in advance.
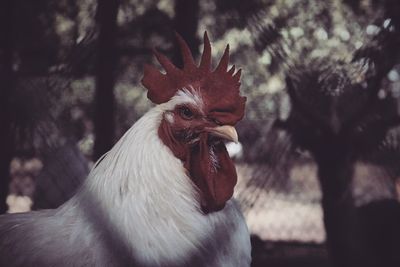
left=188, top=133, right=237, bottom=213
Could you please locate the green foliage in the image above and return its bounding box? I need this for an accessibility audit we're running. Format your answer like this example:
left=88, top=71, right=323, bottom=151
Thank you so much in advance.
left=10, top=0, right=400, bottom=162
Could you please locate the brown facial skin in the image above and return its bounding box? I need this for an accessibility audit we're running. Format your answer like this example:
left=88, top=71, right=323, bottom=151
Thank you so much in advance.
left=158, top=102, right=239, bottom=214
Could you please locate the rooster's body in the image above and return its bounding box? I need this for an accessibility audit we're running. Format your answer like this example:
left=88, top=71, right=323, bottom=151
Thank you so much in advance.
left=0, top=33, right=251, bottom=267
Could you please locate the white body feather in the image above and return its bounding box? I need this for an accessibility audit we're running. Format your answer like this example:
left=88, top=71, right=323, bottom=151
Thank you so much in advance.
left=0, top=93, right=251, bottom=267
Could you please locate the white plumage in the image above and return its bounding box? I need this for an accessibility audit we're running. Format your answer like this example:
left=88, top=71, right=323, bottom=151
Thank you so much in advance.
left=0, top=91, right=251, bottom=267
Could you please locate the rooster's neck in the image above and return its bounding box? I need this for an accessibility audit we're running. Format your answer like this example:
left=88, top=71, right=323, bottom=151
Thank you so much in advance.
left=71, top=105, right=213, bottom=265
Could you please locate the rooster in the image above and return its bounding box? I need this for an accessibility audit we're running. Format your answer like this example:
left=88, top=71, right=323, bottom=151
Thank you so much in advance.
left=0, top=32, right=251, bottom=267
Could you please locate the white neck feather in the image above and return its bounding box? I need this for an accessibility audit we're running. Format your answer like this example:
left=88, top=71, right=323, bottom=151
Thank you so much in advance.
left=73, top=99, right=215, bottom=265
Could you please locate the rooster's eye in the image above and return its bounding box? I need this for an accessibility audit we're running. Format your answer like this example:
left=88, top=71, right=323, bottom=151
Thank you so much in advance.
left=179, top=106, right=194, bottom=120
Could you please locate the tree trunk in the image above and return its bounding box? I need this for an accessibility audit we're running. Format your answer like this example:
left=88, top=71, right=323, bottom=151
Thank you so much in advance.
left=316, top=152, right=361, bottom=267
left=0, top=0, right=15, bottom=214
left=93, top=0, right=120, bottom=160
left=318, top=151, right=400, bottom=267
left=173, top=0, right=199, bottom=68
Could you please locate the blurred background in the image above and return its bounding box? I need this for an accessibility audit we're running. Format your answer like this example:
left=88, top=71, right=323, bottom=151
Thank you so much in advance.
left=1, top=0, right=400, bottom=266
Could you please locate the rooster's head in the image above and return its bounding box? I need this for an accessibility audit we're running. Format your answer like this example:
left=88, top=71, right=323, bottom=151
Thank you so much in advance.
left=142, top=32, right=246, bottom=213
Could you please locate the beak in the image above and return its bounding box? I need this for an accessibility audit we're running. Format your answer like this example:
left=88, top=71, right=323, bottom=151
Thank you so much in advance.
left=208, top=125, right=239, bottom=143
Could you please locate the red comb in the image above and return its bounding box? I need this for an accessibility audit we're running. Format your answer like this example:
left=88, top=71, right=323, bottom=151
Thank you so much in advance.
left=141, top=31, right=243, bottom=105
